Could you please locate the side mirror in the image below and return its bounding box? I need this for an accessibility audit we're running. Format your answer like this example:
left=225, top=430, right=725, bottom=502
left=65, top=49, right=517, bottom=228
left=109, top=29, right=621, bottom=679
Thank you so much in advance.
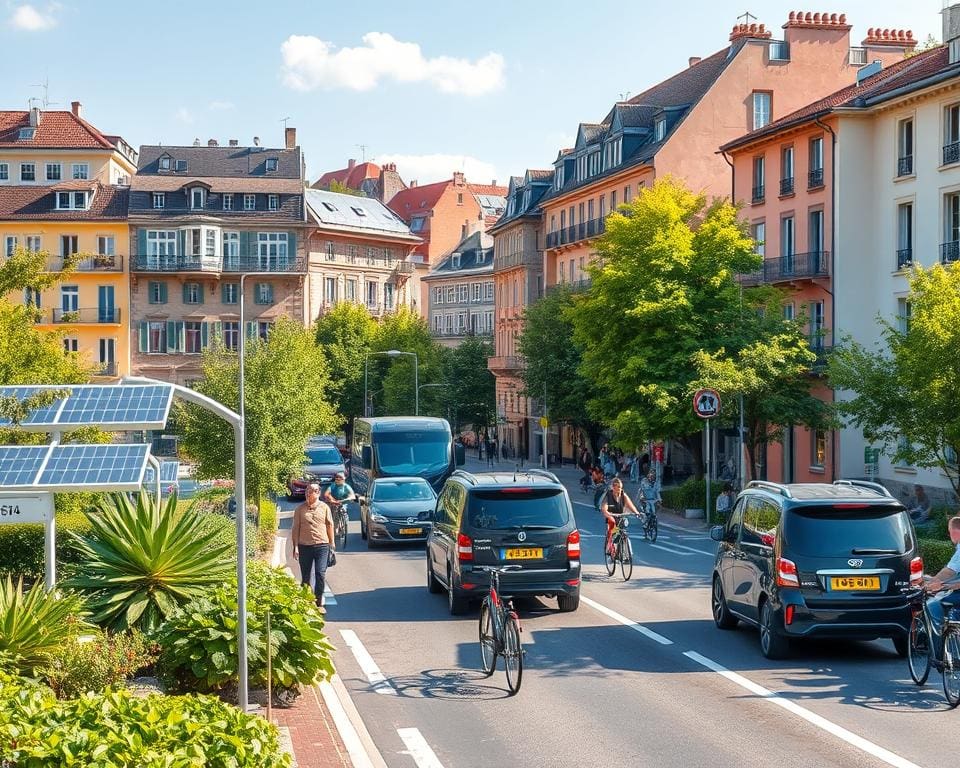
left=361, top=445, right=372, bottom=470
left=710, top=525, right=724, bottom=542
left=454, top=444, right=466, bottom=466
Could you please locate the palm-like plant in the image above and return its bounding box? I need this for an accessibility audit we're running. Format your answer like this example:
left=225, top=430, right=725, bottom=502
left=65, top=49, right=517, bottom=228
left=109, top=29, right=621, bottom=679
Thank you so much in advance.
left=0, top=576, right=90, bottom=675
left=66, top=492, right=234, bottom=632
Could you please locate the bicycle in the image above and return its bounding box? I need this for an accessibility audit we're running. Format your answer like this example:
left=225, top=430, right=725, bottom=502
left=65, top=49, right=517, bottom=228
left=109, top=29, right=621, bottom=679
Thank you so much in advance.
left=638, top=498, right=659, bottom=543
left=330, top=500, right=350, bottom=551
left=903, top=584, right=960, bottom=707
left=604, top=512, right=639, bottom=581
left=477, top=565, right=524, bottom=695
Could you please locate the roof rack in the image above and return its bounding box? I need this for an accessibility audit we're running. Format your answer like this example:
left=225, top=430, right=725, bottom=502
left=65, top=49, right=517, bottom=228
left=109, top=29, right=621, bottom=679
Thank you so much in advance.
left=519, top=468, right=561, bottom=484
left=833, top=479, right=893, bottom=498
left=746, top=480, right=793, bottom=499
left=451, top=469, right=479, bottom=485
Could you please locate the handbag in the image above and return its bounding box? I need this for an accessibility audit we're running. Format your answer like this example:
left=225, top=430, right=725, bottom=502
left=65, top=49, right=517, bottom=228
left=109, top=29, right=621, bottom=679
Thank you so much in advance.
left=327, top=548, right=337, bottom=567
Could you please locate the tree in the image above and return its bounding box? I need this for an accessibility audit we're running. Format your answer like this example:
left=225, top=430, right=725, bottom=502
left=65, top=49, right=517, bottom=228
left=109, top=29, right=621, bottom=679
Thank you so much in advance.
left=434, top=337, right=495, bottom=433
left=369, top=308, right=442, bottom=417
left=828, top=263, right=960, bottom=496
left=178, top=317, right=338, bottom=502
left=328, top=180, right=363, bottom=196
left=518, top=285, right=605, bottom=454
left=567, top=178, right=761, bottom=474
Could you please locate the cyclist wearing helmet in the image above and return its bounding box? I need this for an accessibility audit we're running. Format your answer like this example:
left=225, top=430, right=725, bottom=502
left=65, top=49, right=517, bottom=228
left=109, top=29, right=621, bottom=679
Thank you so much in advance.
left=601, top=477, right=640, bottom=557
left=323, top=472, right=356, bottom=507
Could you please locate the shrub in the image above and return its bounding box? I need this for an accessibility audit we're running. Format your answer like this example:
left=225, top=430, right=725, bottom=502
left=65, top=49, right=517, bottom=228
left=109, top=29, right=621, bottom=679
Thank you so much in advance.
left=0, top=576, right=91, bottom=676
left=258, top=497, right=279, bottom=553
left=919, top=538, right=957, bottom=574
left=193, top=510, right=258, bottom=561
left=66, top=491, right=234, bottom=632
left=0, top=509, right=92, bottom=582
left=155, top=560, right=334, bottom=696
left=42, top=628, right=158, bottom=699
left=661, top=478, right=727, bottom=522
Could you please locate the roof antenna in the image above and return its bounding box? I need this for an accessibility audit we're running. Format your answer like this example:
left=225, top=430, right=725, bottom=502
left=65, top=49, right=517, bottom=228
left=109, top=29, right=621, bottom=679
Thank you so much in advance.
left=618, top=91, right=631, bottom=101
left=356, top=143, right=368, bottom=162
left=737, top=11, right=758, bottom=24
left=30, top=75, right=57, bottom=108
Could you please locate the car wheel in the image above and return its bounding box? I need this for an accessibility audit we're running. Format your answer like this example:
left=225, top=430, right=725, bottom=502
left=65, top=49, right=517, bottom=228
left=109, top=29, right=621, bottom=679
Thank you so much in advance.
left=360, top=514, right=368, bottom=541
left=447, top=570, right=468, bottom=615
left=557, top=591, right=580, bottom=612
left=366, top=534, right=378, bottom=550
left=759, top=600, right=789, bottom=660
left=427, top=556, right=443, bottom=594
left=711, top=576, right=738, bottom=630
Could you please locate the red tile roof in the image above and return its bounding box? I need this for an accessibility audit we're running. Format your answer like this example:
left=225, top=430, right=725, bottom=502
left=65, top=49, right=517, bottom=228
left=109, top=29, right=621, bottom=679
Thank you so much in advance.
left=467, top=182, right=508, bottom=196
left=386, top=180, right=450, bottom=219
left=313, top=161, right=381, bottom=190
left=0, top=110, right=117, bottom=149
left=0, top=183, right=128, bottom=220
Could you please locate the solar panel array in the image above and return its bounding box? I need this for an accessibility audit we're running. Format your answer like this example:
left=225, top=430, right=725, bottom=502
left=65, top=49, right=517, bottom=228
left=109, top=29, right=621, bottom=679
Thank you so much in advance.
left=0, top=443, right=150, bottom=491
left=143, top=460, right=179, bottom=486
left=0, top=446, right=49, bottom=486
left=0, top=385, right=173, bottom=431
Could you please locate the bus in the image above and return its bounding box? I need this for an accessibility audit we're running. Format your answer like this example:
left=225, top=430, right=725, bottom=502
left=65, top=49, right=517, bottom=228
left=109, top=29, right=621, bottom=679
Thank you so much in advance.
left=350, top=417, right=465, bottom=494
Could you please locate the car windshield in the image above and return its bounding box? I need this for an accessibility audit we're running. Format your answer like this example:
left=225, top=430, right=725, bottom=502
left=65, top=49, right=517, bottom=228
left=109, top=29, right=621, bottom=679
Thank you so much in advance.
left=467, top=489, right=569, bottom=530
left=305, top=447, right=342, bottom=465
left=375, top=433, right=450, bottom=475
left=783, top=505, right=914, bottom=557
left=372, top=480, right=434, bottom=502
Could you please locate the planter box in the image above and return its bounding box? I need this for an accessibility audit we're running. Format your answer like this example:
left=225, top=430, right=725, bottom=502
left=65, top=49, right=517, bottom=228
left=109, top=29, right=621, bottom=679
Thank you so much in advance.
left=684, top=508, right=705, bottom=519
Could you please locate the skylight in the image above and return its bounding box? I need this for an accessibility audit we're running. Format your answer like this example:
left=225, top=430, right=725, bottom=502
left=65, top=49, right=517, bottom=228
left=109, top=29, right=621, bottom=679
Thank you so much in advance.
left=18, top=127, right=35, bottom=140
left=322, top=202, right=338, bottom=212
left=351, top=206, right=367, bottom=217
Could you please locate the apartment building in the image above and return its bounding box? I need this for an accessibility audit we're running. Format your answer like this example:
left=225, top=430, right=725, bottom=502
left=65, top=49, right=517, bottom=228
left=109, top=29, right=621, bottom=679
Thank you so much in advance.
left=0, top=102, right=137, bottom=378
left=312, top=158, right=407, bottom=203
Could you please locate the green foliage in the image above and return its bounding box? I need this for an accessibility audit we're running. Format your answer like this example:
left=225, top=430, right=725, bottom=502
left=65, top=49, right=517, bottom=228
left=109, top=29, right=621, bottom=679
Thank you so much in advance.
left=193, top=509, right=258, bottom=561
left=660, top=478, right=727, bottom=522
left=258, top=497, right=279, bottom=553
left=66, top=491, right=234, bottom=632
left=0, top=508, right=92, bottom=581
left=828, top=264, right=960, bottom=496
left=371, top=307, right=444, bottom=417
left=919, top=538, right=957, bottom=574
left=314, top=301, right=378, bottom=431
left=155, top=561, right=334, bottom=694
left=432, top=336, right=495, bottom=431
left=0, top=576, right=91, bottom=676
left=0, top=683, right=291, bottom=767
left=43, top=629, right=158, bottom=699
left=328, top=178, right=363, bottom=196
left=179, top=316, right=338, bottom=501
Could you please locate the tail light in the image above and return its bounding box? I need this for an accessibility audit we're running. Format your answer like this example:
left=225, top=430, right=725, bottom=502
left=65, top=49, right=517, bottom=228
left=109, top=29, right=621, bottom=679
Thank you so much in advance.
left=457, top=532, right=473, bottom=562
left=776, top=557, right=800, bottom=588
left=567, top=529, right=581, bottom=559
left=785, top=605, right=795, bottom=625
left=910, top=556, right=924, bottom=586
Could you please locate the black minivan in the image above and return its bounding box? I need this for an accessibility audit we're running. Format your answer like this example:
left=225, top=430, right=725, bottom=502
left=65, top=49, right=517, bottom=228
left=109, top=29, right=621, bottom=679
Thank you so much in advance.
left=426, top=469, right=581, bottom=614
left=710, top=480, right=922, bottom=659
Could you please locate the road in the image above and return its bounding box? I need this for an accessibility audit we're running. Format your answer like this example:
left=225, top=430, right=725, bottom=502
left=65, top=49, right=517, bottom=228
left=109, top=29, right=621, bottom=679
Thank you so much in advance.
left=277, top=458, right=951, bottom=768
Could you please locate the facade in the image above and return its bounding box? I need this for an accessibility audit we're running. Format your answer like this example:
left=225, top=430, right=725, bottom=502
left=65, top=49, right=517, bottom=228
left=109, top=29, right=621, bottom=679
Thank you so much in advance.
left=127, top=131, right=307, bottom=386
left=421, top=229, right=494, bottom=348
left=0, top=102, right=138, bottom=378
left=487, top=169, right=553, bottom=463
left=312, top=158, right=407, bottom=203
left=304, top=188, right=421, bottom=320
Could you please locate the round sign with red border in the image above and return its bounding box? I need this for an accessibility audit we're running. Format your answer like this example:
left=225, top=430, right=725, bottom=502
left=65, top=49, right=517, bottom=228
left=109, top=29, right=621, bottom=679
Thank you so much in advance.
left=693, top=388, right=721, bottom=419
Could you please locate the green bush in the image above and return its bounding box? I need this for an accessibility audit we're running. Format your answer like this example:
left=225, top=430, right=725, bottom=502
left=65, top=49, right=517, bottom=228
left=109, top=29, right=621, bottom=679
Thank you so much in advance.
left=258, top=498, right=279, bottom=553
left=193, top=510, right=258, bottom=561
left=919, top=538, right=957, bottom=574
left=155, top=560, right=334, bottom=695
left=0, top=510, right=92, bottom=582
left=42, top=629, right=158, bottom=699
left=0, top=677, right=290, bottom=767
left=661, top=478, right=727, bottom=522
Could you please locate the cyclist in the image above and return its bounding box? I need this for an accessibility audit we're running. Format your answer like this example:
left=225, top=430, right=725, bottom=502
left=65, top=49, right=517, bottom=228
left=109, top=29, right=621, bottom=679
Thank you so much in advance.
left=925, top=515, right=960, bottom=660
left=638, top=470, right=661, bottom=521
left=590, top=464, right=607, bottom=511
left=324, top=471, right=357, bottom=513
left=601, top=477, right=640, bottom=557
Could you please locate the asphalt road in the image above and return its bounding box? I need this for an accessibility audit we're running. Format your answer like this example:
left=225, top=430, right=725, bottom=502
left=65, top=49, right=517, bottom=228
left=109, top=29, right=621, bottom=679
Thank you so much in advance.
left=277, top=460, right=952, bottom=768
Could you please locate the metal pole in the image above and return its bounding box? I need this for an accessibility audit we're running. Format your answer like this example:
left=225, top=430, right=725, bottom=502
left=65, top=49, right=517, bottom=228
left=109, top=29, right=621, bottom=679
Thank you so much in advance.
left=364, top=355, right=369, bottom=417
left=706, top=419, right=712, bottom=521
left=45, top=431, right=61, bottom=591
left=739, top=394, right=746, bottom=487
left=266, top=609, right=272, bottom=723
left=543, top=380, right=548, bottom=469
left=414, top=354, right=419, bottom=416
left=147, top=455, right=162, bottom=510
left=237, top=273, right=249, bottom=713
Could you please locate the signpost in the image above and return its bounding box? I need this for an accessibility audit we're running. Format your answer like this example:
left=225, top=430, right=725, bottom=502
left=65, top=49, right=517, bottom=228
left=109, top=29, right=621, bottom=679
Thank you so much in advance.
left=693, top=389, right=721, bottom=519
left=864, top=446, right=881, bottom=478
left=0, top=492, right=54, bottom=587
left=538, top=416, right=549, bottom=469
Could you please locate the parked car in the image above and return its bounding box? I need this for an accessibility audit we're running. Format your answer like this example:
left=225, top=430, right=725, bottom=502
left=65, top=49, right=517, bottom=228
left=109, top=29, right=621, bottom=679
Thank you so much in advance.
left=710, top=479, right=921, bottom=659
left=286, top=444, right=346, bottom=501
left=359, top=476, right=437, bottom=547
left=426, top=469, right=581, bottom=615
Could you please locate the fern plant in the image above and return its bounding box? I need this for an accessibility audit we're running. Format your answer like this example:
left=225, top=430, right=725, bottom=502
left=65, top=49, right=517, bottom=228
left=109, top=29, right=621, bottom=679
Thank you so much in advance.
left=66, top=491, right=233, bottom=632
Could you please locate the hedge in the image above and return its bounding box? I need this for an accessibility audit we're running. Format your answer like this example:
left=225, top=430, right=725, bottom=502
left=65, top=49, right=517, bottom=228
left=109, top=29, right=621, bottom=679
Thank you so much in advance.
left=661, top=478, right=727, bottom=523
left=0, top=510, right=92, bottom=581
left=919, top=538, right=957, bottom=574
left=258, top=498, right=278, bottom=553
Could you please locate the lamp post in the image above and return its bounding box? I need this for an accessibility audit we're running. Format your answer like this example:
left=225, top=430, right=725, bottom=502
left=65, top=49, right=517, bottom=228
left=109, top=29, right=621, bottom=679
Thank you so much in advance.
left=364, top=350, right=419, bottom=416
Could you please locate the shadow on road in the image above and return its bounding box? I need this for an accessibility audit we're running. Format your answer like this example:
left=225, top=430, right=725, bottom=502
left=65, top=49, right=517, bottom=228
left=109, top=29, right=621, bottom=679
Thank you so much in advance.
left=388, top=667, right=512, bottom=701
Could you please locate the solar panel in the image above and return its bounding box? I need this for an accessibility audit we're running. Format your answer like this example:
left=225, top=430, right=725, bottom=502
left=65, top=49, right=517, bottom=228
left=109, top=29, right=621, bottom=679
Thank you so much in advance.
left=38, top=444, right=149, bottom=490
left=143, top=460, right=179, bottom=485
left=0, top=446, right=50, bottom=487
left=0, top=385, right=173, bottom=431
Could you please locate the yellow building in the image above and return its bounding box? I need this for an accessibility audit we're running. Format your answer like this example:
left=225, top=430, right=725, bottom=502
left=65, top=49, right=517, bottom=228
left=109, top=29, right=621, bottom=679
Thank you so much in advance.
left=0, top=102, right=137, bottom=378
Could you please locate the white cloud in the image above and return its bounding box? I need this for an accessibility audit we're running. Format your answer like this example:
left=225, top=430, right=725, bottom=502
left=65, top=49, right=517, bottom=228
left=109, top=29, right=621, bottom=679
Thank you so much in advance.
left=377, top=153, right=501, bottom=187
left=8, top=3, right=58, bottom=31
left=280, top=32, right=505, bottom=96
left=175, top=107, right=194, bottom=125
left=208, top=100, right=235, bottom=111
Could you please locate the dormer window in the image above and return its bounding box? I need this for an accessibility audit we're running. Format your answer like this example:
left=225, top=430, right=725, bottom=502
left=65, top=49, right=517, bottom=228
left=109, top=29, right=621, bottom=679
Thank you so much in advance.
left=191, top=188, right=205, bottom=209
left=410, top=216, right=425, bottom=232
left=266, top=158, right=278, bottom=172
left=322, top=202, right=338, bottom=212
left=18, top=127, right=35, bottom=140
left=655, top=118, right=667, bottom=142
left=175, top=159, right=187, bottom=172
left=351, top=206, right=366, bottom=217
left=153, top=193, right=165, bottom=209
left=476, top=251, right=486, bottom=264
left=159, top=157, right=171, bottom=170
left=451, top=253, right=461, bottom=269
left=555, top=166, right=564, bottom=190
left=56, top=191, right=88, bottom=210
left=268, top=194, right=279, bottom=211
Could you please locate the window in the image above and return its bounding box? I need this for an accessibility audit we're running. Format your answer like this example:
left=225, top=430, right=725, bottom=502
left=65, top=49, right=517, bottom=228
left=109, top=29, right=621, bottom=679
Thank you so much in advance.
left=752, top=221, right=765, bottom=256
left=20, top=163, right=35, bottom=182
left=555, top=165, right=564, bottom=190
left=223, top=321, right=239, bottom=351
left=254, top=283, right=273, bottom=304
left=191, top=188, right=205, bottom=209
left=484, top=282, right=494, bottom=301
left=367, top=281, right=379, bottom=307
left=898, top=119, right=914, bottom=176
left=809, top=209, right=824, bottom=254
left=324, top=277, right=337, bottom=304
left=809, top=300, right=825, bottom=348
left=45, top=163, right=61, bottom=181
left=99, top=338, right=115, bottom=370
left=410, top=216, right=425, bottom=232
left=654, top=117, right=666, bottom=141
left=205, top=229, right=216, bottom=257
left=472, top=282, right=482, bottom=302
left=223, top=193, right=233, bottom=211
left=752, top=92, right=771, bottom=130
left=742, top=497, right=781, bottom=546
left=588, top=151, right=601, bottom=176
left=751, top=156, right=765, bottom=202
left=811, top=429, right=827, bottom=468
left=624, top=185, right=632, bottom=203
left=24, top=287, right=40, bottom=308
left=4, top=235, right=17, bottom=256
left=257, top=321, right=272, bottom=340
left=434, top=286, right=444, bottom=305
left=945, top=104, right=960, bottom=165
left=610, top=190, right=617, bottom=210
left=456, top=284, right=467, bottom=303
left=72, top=163, right=89, bottom=180
left=146, top=231, right=177, bottom=266
left=153, top=193, right=165, bottom=209
left=897, top=297, right=912, bottom=334
left=457, top=193, right=463, bottom=205
left=780, top=146, right=795, bottom=195
left=783, top=302, right=795, bottom=321
left=257, top=232, right=288, bottom=269
left=147, top=321, right=166, bottom=354
left=181, top=321, right=202, bottom=354
left=71, top=191, right=87, bottom=210
left=183, top=282, right=203, bottom=304
left=60, top=285, right=79, bottom=313
left=945, top=193, right=960, bottom=261
left=148, top=281, right=167, bottom=304
left=222, top=283, right=239, bottom=304
left=0, top=163, right=8, bottom=180
left=268, top=194, right=279, bottom=211
left=781, top=216, right=795, bottom=263
left=223, top=231, right=239, bottom=268
left=432, top=313, right=442, bottom=333
left=159, top=157, right=171, bottom=170
left=244, top=194, right=256, bottom=211
left=897, top=203, right=914, bottom=269
left=444, top=314, right=454, bottom=334
left=60, top=235, right=78, bottom=256
left=446, top=286, right=455, bottom=303
left=599, top=195, right=606, bottom=220
left=175, top=159, right=187, bottom=172
left=97, top=236, right=115, bottom=256
left=266, top=158, right=278, bottom=172
left=808, top=137, right=824, bottom=188
left=384, top=283, right=395, bottom=310
left=63, top=337, right=78, bottom=353
left=346, top=279, right=357, bottom=301
left=451, top=254, right=461, bottom=269
left=25, top=235, right=40, bottom=252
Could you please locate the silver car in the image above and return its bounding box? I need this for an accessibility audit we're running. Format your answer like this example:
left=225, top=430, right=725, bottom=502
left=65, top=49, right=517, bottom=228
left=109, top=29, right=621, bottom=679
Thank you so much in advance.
left=360, top=476, right=436, bottom=548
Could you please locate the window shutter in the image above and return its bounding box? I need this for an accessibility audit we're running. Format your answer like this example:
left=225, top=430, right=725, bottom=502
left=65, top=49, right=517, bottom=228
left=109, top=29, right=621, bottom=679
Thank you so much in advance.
left=148, top=281, right=158, bottom=305
left=245, top=322, right=257, bottom=341
left=288, top=231, right=297, bottom=260
left=201, top=322, right=209, bottom=349
left=138, top=322, right=148, bottom=353
left=221, top=283, right=230, bottom=304
left=176, top=321, right=185, bottom=351
left=182, top=283, right=190, bottom=303
left=177, top=230, right=186, bottom=256
left=197, top=283, right=204, bottom=304
left=266, top=283, right=274, bottom=304
left=239, top=231, right=252, bottom=257
left=159, top=282, right=168, bottom=303
left=166, top=321, right=177, bottom=353
left=211, top=321, right=223, bottom=345
left=137, top=229, right=146, bottom=256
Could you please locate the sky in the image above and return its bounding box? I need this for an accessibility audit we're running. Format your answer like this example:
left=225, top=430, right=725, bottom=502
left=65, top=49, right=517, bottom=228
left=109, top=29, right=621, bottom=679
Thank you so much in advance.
left=0, top=0, right=945, bottom=186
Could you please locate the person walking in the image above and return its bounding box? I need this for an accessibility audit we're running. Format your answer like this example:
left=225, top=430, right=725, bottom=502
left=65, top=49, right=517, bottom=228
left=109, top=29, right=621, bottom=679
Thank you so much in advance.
left=291, top=482, right=335, bottom=613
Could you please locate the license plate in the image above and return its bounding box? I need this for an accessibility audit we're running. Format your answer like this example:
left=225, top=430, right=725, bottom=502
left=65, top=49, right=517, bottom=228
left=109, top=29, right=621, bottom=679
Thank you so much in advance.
left=830, top=576, right=881, bottom=591
left=399, top=527, right=423, bottom=535
left=503, top=547, right=543, bottom=560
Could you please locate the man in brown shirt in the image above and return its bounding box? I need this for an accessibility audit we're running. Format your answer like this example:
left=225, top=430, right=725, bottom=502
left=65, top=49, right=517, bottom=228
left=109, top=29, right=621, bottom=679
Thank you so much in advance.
left=291, top=482, right=336, bottom=610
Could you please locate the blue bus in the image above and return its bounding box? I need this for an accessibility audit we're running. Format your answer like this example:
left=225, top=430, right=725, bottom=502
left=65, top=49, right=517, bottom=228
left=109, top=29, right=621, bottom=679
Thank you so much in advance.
left=350, top=417, right=465, bottom=494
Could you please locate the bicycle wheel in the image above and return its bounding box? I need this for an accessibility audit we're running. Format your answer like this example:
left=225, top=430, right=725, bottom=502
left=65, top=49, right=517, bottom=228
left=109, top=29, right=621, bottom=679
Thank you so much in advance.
left=942, top=628, right=960, bottom=707
left=604, top=535, right=616, bottom=576
left=503, top=614, right=523, bottom=695
left=620, top=535, right=633, bottom=581
left=478, top=600, right=497, bottom=677
left=335, top=510, right=348, bottom=550
left=907, top=614, right=931, bottom=686
left=647, top=515, right=658, bottom=543
left=642, top=515, right=650, bottom=541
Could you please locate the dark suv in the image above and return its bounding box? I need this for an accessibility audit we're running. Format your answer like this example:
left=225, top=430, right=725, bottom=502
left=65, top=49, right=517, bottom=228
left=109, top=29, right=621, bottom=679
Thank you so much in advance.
left=426, top=469, right=581, bottom=615
left=710, top=480, right=922, bottom=659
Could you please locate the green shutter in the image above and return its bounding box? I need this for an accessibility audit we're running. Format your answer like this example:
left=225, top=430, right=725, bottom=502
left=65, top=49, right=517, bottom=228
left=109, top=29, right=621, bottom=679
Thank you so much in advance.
left=245, top=322, right=257, bottom=341
left=182, top=283, right=190, bottom=303
left=201, top=322, right=209, bottom=349
left=166, top=321, right=177, bottom=353
left=138, top=321, right=148, bottom=353
left=221, top=283, right=230, bottom=304
left=176, top=322, right=185, bottom=352
left=288, top=231, right=297, bottom=263
left=148, top=281, right=158, bottom=305
left=159, top=282, right=168, bottom=304
left=267, top=283, right=274, bottom=304
left=177, top=230, right=186, bottom=256
left=239, top=231, right=252, bottom=258
left=137, top=229, right=147, bottom=257
left=197, top=283, right=204, bottom=304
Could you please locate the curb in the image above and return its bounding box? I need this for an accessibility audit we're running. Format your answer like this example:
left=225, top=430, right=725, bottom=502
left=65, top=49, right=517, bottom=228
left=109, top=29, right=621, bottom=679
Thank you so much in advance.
left=318, top=675, right=389, bottom=768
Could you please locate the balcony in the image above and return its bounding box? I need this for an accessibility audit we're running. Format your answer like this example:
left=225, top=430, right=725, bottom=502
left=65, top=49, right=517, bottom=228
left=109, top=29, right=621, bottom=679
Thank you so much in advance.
left=945, top=142, right=960, bottom=166
left=810, top=343, right=833, bottom=372
left=46, top=254, right=124, bottom=272
left=133, top=254, right=304, bottom=273
left=897, top=155, right=914, bottom=177
left=316, top=249, right=405, bottom=270
left=433, top=328, right=493, bottom=339
left=487, top=355, right=523, bottom=373
left=50, top=307, right=121, bottom=324
left=808, top=168, right=824, bottom=189
left=896, top=248, right=913, bottom=270
left=545, top=218, right=606, bottom=250
left=94, top=361, right=118, bottom=377
left=779, top=177, right=795, bottom=196
left=546, top=277, right=592, bottom=294
left=751, top=185, right=765, bottom=204
left=495, top=249, right=541, bottom=271
left=739, top=251, right=829, bottom=286
left=941, top=241, right=960, bottom=264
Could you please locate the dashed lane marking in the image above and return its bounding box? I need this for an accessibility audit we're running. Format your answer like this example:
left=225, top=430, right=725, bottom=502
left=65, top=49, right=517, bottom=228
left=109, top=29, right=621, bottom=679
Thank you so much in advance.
left=581, top=595, right=673, bottom=645
left=649, top=543, right=693, bottom=557
left=339, top=629, right=396, bottom=696
left=397, top=727, right=446, bottom=768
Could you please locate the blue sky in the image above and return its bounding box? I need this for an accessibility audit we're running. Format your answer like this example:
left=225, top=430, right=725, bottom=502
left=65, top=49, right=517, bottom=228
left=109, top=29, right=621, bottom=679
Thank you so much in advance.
left=0, top=0, right=943, bottom=186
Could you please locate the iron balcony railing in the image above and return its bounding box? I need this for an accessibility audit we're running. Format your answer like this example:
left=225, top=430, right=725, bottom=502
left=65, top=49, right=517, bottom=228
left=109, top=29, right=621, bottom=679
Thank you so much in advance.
left=739, top=251, right=829, bottom=285
left=546, top=277, right=592, bottom=294
left=46, top=254, right=124, bottom=272
left=545, top=217, right=606, bottom=249
left=810, top=343, right=833, bottom=371
left=751, top=185, right=765, bottom=203
left=487, top=355, right=523, bottom=371
left=780, top=177, right=795, bottom=196
left=941, top=241, right=960, bottom=263
left=51, top=307, right=121, bottom=324
left=94, top=361, right=118, bottom=377
left=433, top=328, right=493, bottom=338
left=897, top=155, right=914, bottom=176
left=896, top=248, right=914, bottom=270
left=318, top=249, right=405, bottom=269
left=494, top=249, right=542, bottom=271
left=132, top=254, right=304, bottom=272
left=944, top=142, right=960, bottom=166
left=808, top=168, right=824, bottom=189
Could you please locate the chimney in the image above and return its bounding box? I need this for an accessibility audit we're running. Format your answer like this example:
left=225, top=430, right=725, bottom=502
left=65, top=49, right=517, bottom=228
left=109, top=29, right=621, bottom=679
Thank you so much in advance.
left=729, top=21, right=772, bottom=42
left=783, top=11, right=850, bottom=30
left=253, top=136, right=261, bottom=147
left=207, top=138, right=219, bottom=147
left=29, top=107, right=41, bottom=127
left=193, top=138, right=201, bottom=146
left=689, top=56, right=702, bottom=67
left=71, top=101, right=82, bottom=118
left=347, top=158, right=356, bottom=171
left=410, top=180, right=418, bottom=188
left=948, top=3, right=960, bottom=62
left=285, top=126, right=296, bottom=149
left=862, top=27, right=917, bottom=49
left=491, top=179, right=497, bottom=186
left=378, top=162, right=407, bottom=203
left=452, top=171, right=466, bottom=185
left=228, top=139, right=238, bottom=147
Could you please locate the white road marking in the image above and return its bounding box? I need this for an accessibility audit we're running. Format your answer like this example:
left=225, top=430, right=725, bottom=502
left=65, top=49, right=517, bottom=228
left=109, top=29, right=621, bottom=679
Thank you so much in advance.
left=650, top=543, right=693, bottom=557
left=397, top=727, right=446, bottom=768
left=271, top=535, right=285, bottom=568
left=340, top=629, right=396, bottom=695
left=661, top=541, right=716, bottom=557
left=323, top=586, right=338, bottom=606
left=683, top=651, right=922, bottom=768
left=318, top=679, right=376, bottom=768
left=581, top=595, right=673, bottom=645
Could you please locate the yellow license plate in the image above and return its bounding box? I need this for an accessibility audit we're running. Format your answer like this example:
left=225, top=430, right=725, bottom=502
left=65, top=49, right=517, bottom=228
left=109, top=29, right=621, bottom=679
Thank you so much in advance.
left=504, top=548, right=543, bottom=560
left=830, top=576, right=881, bottom=591
left=399, top=527, right=423, bottom=535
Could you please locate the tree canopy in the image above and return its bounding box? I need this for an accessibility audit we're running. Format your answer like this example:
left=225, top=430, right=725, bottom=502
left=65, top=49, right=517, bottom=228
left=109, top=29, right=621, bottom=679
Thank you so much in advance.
left=435, top=336, right=495, bottom=433
left=368, top=308, right=442, bottom=417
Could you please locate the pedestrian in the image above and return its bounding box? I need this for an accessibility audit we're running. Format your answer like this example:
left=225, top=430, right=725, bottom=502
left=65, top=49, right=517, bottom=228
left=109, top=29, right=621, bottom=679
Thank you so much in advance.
left=908, top=484, right=932, bottom=525
left=486, top=436, right=495, bottom=467
left=629, top=452, right=640, bottom=483
left=716, top=482, right=736, bottom=521
left=291, top=482, right=335, bottom=613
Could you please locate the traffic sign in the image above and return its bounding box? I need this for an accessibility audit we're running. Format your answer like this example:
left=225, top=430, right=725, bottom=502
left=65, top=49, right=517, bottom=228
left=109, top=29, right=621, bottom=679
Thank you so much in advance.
left=0, top=493, right=53, bottom=525
left=539, top=416, right=549, bottom=429
left=653, top=443, right=664, bottom=463
left=693, top=389, right=721, bottom=419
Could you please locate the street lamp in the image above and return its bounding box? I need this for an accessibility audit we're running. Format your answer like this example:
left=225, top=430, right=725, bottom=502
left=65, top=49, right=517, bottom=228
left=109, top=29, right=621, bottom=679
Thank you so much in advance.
left=364, top=350, right=419, bottom=416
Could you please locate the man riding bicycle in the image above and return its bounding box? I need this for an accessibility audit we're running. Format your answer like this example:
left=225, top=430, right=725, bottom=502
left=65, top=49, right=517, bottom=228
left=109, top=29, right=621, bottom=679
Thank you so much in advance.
left=601, top=477, right=640, bottom=557
left=638, top=470, right=661, bottom=520
left=924, top=516, right=960, bottom=661
left=324, top=472, right=356, bottom=511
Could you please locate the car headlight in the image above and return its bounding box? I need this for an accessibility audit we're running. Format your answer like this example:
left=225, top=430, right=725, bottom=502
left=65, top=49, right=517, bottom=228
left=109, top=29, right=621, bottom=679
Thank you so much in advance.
left=371, top=513, right=388, bottom=523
